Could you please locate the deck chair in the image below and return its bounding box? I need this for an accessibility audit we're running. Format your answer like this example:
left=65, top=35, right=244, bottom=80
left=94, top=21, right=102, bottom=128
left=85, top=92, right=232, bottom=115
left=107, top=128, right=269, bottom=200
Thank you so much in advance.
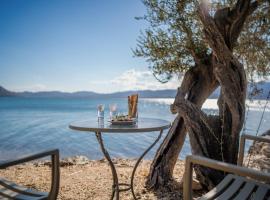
left=0, top=149, right=60, bottom=200
left=184, top=134, right=270, bottom=200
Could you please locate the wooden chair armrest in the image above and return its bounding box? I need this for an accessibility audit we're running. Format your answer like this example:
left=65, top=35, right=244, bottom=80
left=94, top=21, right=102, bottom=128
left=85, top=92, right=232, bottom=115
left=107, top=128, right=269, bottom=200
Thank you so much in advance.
left=0, top=149, right=59, bottom=169
left=184, top=155, right=270, bottom=200
left=0, top=149, right=60, bottom=200
left=238, top=134, right=270, bottom=166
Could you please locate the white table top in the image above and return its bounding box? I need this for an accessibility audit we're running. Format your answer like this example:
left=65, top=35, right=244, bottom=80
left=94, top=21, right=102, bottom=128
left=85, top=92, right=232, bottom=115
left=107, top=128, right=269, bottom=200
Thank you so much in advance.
left=69, top=118, right=171, bottom=133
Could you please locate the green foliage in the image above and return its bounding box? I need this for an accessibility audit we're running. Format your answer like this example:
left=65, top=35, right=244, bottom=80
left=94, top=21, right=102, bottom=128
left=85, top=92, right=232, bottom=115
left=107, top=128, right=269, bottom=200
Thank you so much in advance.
left=134, top=0, right=270, bottom=82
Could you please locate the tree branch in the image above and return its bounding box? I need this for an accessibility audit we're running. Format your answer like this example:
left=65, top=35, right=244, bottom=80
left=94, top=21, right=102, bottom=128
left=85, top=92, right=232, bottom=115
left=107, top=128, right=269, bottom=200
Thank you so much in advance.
left=198, top=5, right=231, bottom=62
left=198, top=3, right=247, bottom=164
left=249, top=1, right=259, bottom=14
left=229, top=0, right=253, bottom=48
left=150, top=2, right=206, bottom=64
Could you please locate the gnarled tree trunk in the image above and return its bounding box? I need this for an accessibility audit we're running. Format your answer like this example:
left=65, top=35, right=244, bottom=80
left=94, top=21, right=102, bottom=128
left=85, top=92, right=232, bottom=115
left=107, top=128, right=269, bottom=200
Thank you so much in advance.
left=147, top=60, right=219, bottom=188
left=147, top=0, right=258, bottom=189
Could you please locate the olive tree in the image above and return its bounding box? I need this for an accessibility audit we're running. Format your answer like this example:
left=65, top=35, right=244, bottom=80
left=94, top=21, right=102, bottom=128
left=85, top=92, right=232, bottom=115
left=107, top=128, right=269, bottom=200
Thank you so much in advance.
left=134, top=0, right=270, bottom=189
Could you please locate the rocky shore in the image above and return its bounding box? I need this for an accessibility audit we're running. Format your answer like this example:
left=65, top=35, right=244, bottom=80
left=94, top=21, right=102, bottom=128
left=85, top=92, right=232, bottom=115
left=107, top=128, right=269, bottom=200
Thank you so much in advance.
left=244, top=130, right=270, bottom=173
left=1, top=132, right=269, bottom=200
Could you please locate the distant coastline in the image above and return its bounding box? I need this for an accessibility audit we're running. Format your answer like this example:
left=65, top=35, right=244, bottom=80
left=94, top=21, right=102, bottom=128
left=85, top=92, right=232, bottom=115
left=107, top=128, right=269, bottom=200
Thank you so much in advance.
left=0, top=85, right=177, bottom=98
left=0, top=82, right=270, bottom=99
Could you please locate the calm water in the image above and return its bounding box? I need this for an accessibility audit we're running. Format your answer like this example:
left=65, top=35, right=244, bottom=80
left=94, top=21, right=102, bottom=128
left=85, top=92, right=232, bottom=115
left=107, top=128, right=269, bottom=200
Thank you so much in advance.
left=0, top=97, right=269, bottom=161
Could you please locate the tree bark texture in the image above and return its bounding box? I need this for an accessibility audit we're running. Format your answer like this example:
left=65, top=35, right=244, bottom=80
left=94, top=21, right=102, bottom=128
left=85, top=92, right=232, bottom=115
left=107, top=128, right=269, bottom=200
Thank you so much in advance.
left=147, top=0, right=258, bottom=189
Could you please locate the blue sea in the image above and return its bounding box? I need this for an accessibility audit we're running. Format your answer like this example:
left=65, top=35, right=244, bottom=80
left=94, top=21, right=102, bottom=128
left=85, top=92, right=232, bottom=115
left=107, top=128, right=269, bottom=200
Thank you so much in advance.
left=0, top=97, right=269, bottom=162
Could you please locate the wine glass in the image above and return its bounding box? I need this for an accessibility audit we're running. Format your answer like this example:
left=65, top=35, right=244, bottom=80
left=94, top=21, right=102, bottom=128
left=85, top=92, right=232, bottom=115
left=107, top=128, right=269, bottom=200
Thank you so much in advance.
left=109, top=103, right=117, bottom=120
left=97, top=104, right=105, bottom=120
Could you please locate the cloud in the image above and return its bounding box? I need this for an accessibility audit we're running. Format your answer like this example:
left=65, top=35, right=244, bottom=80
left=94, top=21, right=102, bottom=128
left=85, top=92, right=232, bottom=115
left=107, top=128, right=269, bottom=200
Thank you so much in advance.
left=110, top=69, right=180, bottom=91
left=9, top=70, right=180, bottom=93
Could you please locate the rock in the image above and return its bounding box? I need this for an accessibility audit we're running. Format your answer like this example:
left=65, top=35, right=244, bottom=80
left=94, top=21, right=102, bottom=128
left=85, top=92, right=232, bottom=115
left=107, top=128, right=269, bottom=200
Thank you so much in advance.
left=191, top=179, right=203, bottom=190
left=60, top=156, right=90, bottom=166
left=40, top=155, right=90, bottom=167
left=245, top=130, right=270, bottom=173
left=179, top=175, right=203, bottom=190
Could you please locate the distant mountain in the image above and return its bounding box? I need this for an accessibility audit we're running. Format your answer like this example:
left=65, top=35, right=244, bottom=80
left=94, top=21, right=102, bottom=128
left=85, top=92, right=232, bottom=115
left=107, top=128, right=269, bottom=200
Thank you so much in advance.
left=17, top=89, right=177, bottom=98
left=0, top=82, right=269, bottom=99
left=19, top=91, right=100, bottom=98
left=0, top=86, right=17, bottom=97
left=104, top=90, right=177, bottom=98
left=208, top=81, right=270, bottom=99
left=249, top=81, right=270, bottom=99
left=0, top=85, right=176, bottom=98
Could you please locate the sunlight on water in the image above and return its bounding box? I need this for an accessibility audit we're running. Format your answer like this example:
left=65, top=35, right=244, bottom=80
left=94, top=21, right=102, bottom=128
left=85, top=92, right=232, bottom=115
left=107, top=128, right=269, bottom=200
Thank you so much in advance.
left=143, top=98, right=270, bottom=111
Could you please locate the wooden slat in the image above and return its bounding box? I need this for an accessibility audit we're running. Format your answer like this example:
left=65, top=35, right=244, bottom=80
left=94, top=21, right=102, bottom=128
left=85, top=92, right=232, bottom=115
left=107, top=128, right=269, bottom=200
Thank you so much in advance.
left=0, top=178, right=47, bottom=197
left=215, top=177, right=244, bottom=200
left=233, top=182, right=256, bottom=200
left=252, top=186, right=269, bottom=200
left=16, top=195, right=47, bottom=200
left=0, top=186, right=18, bottom=199
left=199, top=175, right=234, bottom=200
left=0, top=187, right=46, bottom=200
left=200, top=173, right=270, bottom=200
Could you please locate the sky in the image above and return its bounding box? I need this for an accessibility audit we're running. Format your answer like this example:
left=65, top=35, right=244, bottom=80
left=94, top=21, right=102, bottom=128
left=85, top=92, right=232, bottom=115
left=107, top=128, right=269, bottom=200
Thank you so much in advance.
left=0, top=0, right=179, bottom=93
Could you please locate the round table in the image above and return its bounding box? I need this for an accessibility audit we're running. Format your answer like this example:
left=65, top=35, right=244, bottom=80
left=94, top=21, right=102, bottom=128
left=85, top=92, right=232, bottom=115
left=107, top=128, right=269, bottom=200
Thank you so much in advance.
left=69, top=118, right=171, bottom=200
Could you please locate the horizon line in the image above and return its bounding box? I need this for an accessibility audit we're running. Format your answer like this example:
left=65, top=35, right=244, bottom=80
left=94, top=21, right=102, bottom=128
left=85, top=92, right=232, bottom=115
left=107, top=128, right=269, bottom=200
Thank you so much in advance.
left=0, top=85, right=177, bottom=94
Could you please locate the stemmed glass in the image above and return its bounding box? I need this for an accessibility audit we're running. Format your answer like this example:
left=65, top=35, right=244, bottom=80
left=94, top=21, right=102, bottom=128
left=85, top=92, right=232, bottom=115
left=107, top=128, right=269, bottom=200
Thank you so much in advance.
left=97, top=104, right=105, bottom=121
left=109, top=104, right=117, bottom=120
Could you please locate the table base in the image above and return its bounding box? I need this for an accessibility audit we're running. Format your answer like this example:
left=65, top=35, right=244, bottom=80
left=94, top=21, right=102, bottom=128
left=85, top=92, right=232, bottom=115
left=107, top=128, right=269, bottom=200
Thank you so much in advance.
left=95, top=130, right=164, bottom=200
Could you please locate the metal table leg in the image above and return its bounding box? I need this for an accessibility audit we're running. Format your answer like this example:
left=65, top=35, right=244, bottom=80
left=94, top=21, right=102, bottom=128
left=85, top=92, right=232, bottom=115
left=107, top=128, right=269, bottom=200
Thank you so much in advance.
left=130, top=130, right=164, bottom=200
left=96, top=130, right=164, bottom=200
left=95, top=132, right=120, bottom=200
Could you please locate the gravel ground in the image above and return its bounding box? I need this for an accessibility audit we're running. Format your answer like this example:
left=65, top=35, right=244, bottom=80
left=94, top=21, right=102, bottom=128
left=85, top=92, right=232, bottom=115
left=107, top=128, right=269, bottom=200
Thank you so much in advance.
left=0, top=158, right=204, bottom=200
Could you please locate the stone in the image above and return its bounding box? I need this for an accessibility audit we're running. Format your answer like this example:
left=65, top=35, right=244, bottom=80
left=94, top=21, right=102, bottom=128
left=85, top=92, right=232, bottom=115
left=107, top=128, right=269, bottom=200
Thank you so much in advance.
left=60, top=156, right=90, bottom=166
left=40, top=155, right=90, bottom=167
left=179, top=175, right=203, bottom=190
left=245, top=130, right=270, bottom=173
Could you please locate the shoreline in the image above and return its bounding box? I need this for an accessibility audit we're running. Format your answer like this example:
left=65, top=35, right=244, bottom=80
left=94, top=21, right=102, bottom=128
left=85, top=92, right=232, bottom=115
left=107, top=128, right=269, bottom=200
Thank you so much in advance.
left=0, top=157, right=204, bottom=200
